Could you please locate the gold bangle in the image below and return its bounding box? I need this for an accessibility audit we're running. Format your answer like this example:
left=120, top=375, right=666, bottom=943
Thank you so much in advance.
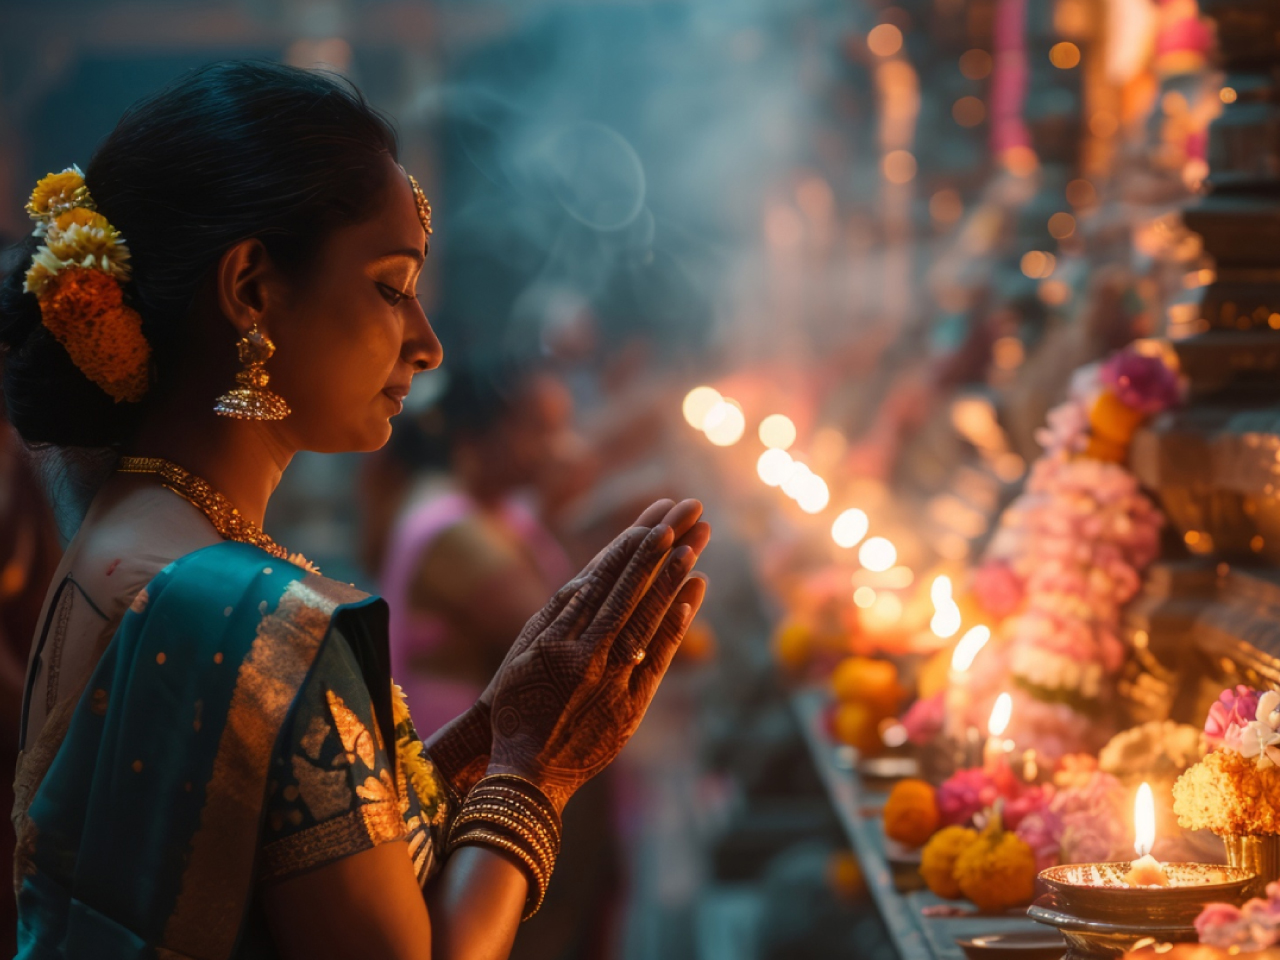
left=457, top=801, right=558, bottom=854
left=469, top=780, right=562, bottom=844
left=448, top=812, right=555, bottom=880
left=449, top=826, right=548, bottom=919
left=471, top=774, right=562, bottom=836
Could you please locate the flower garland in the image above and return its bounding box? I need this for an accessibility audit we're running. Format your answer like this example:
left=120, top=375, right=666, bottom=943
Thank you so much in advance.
left=391, top=682, right=448, bottom=825
left=22, top=166, right=150, bottom=403
left=966, top=345, right=1179, bottom=749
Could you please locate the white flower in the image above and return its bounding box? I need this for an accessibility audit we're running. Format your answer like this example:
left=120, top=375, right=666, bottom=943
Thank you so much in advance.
left=1239, top=719, right=1280, bottom=770
left=1258, top=691, right=1280, bottom=728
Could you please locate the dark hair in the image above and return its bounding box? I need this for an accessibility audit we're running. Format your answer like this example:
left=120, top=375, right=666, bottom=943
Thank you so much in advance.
left=389, top=354, right=537, bottom=471
left=0, top=60, right=399, bottom=448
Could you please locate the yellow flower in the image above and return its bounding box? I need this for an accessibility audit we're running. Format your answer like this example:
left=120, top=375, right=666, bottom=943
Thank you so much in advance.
left=23, top=247, right=66, bottom=298
left=44, top=221, right=131, bottom=282
left=26, top=167, right=91, bottom=221
left=55, top=208, right=109, bottom=231
left=1173, top=750, right=1280, bottom=835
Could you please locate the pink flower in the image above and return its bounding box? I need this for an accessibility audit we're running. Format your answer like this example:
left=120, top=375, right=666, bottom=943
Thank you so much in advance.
left=1016, top=808, right=1063, bottom=872
left=938, top=767, right=1020, bottom=828
left=972, top=560, right=1025, bottom=620
left=1005, top=784, right=1054, bottom=832
left=1206, top=686, right=1264, bottom=752
left=1196, top=903, right=1249, bottom=948
left=901, top=694, right=945, bottom=746
left=1099, top=348, right=1181, bottom=415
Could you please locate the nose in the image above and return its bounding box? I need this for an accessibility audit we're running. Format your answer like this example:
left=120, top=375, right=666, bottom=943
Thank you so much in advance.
left=403, top=299, right=443, bottom=373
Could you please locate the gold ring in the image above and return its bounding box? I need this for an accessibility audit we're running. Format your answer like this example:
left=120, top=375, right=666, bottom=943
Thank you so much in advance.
left=632, top=647, right=646, bottom=664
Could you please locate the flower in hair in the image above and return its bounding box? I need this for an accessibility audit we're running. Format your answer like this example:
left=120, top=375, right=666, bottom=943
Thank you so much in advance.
left=25, top=166, right=93, bottom=222
left=38, top=267, right=150, bottom=403
left=22, top=166, right=149, bottom=403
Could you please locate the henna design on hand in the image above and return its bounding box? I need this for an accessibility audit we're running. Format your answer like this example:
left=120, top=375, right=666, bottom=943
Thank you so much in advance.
left=487, top=500, right=711, bottom=812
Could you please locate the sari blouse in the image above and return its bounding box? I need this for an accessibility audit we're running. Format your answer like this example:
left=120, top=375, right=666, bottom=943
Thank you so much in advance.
left=14, top=541, right=454, bottom=959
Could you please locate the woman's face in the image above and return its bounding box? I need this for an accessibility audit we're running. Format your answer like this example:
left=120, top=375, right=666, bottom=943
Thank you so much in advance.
left=264, top=157, right=442, bottom=453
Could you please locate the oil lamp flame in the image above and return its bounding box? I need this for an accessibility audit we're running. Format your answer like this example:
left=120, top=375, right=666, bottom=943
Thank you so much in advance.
left=1134, top=782, right=1156, bottom=858
left=988, top=692, right=1012, bottom=738
left=951, top=625, right=991, bottom=672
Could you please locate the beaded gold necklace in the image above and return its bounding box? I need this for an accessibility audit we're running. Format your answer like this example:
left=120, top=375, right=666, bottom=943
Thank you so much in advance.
left=117, top=456, right=317, bottom=573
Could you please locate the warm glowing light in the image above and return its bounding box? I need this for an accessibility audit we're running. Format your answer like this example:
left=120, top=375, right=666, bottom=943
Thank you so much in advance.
left=1220, top=87, right=1238, bottom=104
left=757, top=449, right=793, bottom=486
left=930, top=575, right=953, bottom=606
left=951, top=625, right=991, bottom=672
left=883, top=150, right=917, bottom=185
left=993, top=336, right=1025, bottom=370
left=1003, top=146, right=1038, bottom=177
left=1049, top=42, right=1081, bottom=69
left=781, top=461, right=813, bottom=499
left=988, top=693, right=1013, bottom=738
left=858, top=537, right=897, bottom=572
left=882, top=723, right=909, bottom=748
left=683, top=386, right=722, bottom=429
left=797, top=474, right=830, bottom=514
left=867, top=23, right=903, bottom=57
left=952, top=96, right=986, bottom=127
left=1066, top=179, right=1097, bottom=207
left=1134, top=782, right=1156, bottom=857
left=931, top=601, right=962, bottom=639
left=882, top=566, right=914, bottom=589
left=759, top=414, right=797, bottom=450
left=863, top=591, right=904, bottom=630
left=832, top=509, right=870, bottom=548
left=703, top=400, right=746, bottom=446
left=1021, top=251, right=1057, bottom=279
left=1048, top=212, right=1076, bottom=239
left=959, top=48, right=992, bottom=80
left=854, top=586, right=877, bottom=608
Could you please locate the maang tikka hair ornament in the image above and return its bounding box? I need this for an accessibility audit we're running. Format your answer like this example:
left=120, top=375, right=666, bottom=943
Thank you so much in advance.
left=212, top=323, right=291, bottom=420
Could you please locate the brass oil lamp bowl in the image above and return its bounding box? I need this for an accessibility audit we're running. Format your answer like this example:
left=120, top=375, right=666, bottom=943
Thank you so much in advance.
left=1029, top=863, right=1255, bottom=960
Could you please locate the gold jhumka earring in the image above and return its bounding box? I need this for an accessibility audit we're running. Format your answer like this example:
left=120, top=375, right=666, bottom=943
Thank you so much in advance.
left=212, top=323, right=291, bottom=420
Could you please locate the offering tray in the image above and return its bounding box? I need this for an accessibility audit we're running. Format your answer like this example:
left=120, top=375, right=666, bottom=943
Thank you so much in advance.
left=1038, top=863, right=1254, bottom=925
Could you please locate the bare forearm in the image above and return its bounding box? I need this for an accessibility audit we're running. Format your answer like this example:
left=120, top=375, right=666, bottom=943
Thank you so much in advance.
left=426, top=846, right=527, bottom=960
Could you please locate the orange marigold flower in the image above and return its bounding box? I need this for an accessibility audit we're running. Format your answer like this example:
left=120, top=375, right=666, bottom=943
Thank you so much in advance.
left=26, top=168, right=91, bottom=220
left=1173, top=750, right=1280, bottom=835
left=54, top=208, right=110, bottom=232
left=37, top=267, right=150, bottom=403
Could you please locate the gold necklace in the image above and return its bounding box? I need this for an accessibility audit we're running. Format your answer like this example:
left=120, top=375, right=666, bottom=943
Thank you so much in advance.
left=117, top=456, right=317, bottom=573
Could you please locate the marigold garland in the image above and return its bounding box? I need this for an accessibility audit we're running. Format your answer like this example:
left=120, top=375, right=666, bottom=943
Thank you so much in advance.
left=38, top=268, right=150, bottom=404
left=21, top=166, right=149, bottom=403
left=392, top=682, right=447, bottom=825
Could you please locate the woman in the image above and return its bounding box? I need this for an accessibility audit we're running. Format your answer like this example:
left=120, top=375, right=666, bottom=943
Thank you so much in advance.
left=1, top=61, right=709, bottom=960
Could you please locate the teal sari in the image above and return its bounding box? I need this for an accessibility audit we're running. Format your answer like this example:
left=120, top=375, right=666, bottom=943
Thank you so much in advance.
left=15, top=541, right=452, bottom=959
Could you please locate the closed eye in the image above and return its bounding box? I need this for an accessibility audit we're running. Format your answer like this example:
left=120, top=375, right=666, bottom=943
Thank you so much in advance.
left=377, top=282, right=416, bottom=307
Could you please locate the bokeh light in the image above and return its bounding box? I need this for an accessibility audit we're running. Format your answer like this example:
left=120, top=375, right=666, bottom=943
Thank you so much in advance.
left=757, top=449, right=793, bottom=486
left=929, top=188, right=963, bottom=225
left=882, top=150, right=917, bottom=184
left=797, top=474, right=831, bottom=514
left=858, top=537, right=897, bottom=572
left=831, top=508, right=870, bottom=548
left=952, top=96, right=985, bottom=127
left=1048, top=212, right=1076, bottom=239
left=1066, top=179, right=1097, bottom=207
left=854, top=586, right=877, bottom=608
left=781, top=461, right=813, bottom=499
left=703, top=400, right=746, bottom=446
left=950, top=625, right=991, bottom=671
left=683, top=386, right=722, bottom=429
left=930, top=575, right=952, bottom=606
left=988, top=693, right=1013, bottom=736
left=758, top=414, right=797, bottom=450
left=1049, top=42, right=1080, bottom=69
left=930, top=601, right=962, bottom=638
left=867, top=24, right=903, bottom=57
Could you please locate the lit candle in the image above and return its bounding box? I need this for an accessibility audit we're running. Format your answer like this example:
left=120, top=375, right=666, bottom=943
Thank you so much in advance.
left=983, top=693, right=1013, bottom=772
left=944, top=625, right=990, bottom=745
left=1124, top=782, right=1170, bottom=887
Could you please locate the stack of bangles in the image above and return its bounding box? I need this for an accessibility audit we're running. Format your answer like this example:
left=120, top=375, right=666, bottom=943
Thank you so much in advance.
left=446, top=773, right=563, bottom=919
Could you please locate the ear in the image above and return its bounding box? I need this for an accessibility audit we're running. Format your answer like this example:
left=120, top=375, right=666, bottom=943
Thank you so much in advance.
left=215, top=238, right=276, bottom=337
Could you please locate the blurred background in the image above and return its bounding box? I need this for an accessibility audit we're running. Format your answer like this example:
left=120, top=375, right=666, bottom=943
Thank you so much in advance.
left=0, top=0, right=1229, bottom=958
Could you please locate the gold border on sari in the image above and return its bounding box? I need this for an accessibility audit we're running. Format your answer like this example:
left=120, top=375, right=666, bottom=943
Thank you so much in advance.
left=162, top=575, right=365, bottom=959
